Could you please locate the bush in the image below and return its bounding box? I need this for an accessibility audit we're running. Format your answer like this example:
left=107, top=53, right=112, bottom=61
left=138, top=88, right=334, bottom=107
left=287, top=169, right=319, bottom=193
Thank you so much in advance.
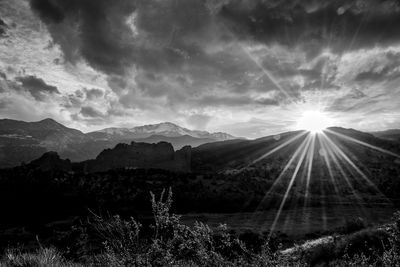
left=89, top=188, right=297, bottom=266
left=2, top=190, right=400, bottom=266
left=343, top=228, right=390, bottom=257
left=91, top=214, right=143, bottom=266
left=305, top=228, right=391, bottom=266
left=381, top=211, right=400, bottom=266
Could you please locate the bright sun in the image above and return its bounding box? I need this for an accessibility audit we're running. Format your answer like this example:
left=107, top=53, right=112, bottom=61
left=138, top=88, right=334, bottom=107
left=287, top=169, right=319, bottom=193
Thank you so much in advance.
left=296, top=110, right=333, bottom=133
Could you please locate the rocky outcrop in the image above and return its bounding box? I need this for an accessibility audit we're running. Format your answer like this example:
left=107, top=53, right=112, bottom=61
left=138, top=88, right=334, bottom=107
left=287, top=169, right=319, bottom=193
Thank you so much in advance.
left=174, top=145, right=191, bottom=172
left=82, top=141, right=191, bottom=173
left=28, top=151, right=72, bottom=172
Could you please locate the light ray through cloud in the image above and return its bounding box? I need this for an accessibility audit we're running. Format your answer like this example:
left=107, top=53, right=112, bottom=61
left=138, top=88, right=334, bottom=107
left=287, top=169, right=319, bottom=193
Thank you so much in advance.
left=325, top=129, right=400, bottom=159
left=239, top=44, right=296, bottom=103
left=319, top=135, right=366, bottom=206
left=253, top=133, right=311, bottom=226
left=246, top=131, right=308, bottom=168
left=268, top=134, right=313, bottom=237
left=219, top=21, right=296, bottom=105
left=305, top=134, right=316, bottom=201
left=318, top=135, right=341, bottom=197
left=319, top=134, right=372, bottom=219
left=321, top=131, right=390, bottom=201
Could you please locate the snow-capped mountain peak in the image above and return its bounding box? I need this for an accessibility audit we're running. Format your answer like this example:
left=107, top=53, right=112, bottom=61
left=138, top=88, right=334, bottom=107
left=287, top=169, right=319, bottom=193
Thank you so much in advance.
left=90, top=122, right=236, bottom=141
left=129, top=122, right=191, bottom=137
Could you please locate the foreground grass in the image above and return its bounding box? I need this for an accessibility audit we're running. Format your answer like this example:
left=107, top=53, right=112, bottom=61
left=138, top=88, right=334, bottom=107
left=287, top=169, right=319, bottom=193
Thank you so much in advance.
left=1, top=247, right=82, bottom=267
left=2, top=190, right=400, bottom=266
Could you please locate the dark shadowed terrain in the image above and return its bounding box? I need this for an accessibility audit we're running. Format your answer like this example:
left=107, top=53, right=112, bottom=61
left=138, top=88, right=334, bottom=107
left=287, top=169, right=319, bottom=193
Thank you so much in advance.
left=1, top=121, right=400, bottom=257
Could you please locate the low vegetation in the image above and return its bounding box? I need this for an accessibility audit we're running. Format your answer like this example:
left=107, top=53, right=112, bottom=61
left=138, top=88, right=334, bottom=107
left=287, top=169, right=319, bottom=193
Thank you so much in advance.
left=1, top=190, right=400, bottom=266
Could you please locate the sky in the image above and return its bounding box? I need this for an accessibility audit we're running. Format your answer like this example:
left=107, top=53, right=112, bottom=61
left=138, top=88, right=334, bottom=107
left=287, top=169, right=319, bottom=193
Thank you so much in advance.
left=0, top=0, right=400, bottom=138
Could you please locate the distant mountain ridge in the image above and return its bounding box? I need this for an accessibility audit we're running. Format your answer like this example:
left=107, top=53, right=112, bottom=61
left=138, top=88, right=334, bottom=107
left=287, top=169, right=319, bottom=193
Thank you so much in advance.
left=3, top=117, right=399, bottom=173
left=0, top=118, right=86, bottom=142
left=0, top=118, right=237, bottom=168
left=0, top=118, right=89, bottom=168
left=13, top=125, right=400, bottom=188
left=87, top=122, right=236, bottom=141
left=3, top=123, right=400, bottom=185
left=191, top=127, right=400, bottom=172
left=371, top=129, right=400, bottom=141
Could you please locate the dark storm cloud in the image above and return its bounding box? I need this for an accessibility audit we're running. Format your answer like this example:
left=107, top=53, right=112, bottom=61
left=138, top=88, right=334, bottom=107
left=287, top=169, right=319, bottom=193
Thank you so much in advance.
left=84, top=88, right=104, bottom=100
left=30, top=0, right=137, bottom=74
left=255, top=97, right=279, bottom=106
left=30, top=0, right=64, bottom=23
left=29, top=0, right=217, bottom=76
left=28, top=0, right=400, bottom=119
left=26, top=0, right=400, bottom=72
left=0, top=18, right=7, bottom=36
left=30, top=0, right=277, bottom=94
left=62, top=88, right=104, bottom=109
left=80, top=106, right=104, bottom=118
left=27, top=0, right=329, bottom=106
left=61, top=91, right=84, bottom=109
left=350, top=89, right=367, bottom=99
left=16, top=75, right=60, bottom=101
left=219, top=0, right=400, bottom=57
left=355, top=71, right=386, bottom=82
left=107, top=75, right=128, bottom=93
left=0, top=72, right=6, bottom=80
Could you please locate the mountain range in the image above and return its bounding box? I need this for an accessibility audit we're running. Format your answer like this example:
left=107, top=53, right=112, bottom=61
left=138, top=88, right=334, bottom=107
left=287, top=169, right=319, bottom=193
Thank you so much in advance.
left=12, top=124, right=400, bottom=178
left=0, top=118, right=237, bottom=168
left=192, top=127, right=400, bottom=173
left=2, top=121, right=400, bottom=221
left=4, top=125, right=400, bottom=213
left=371, top=129, right=400, bottom=141
left=1, top=117, right=400, bottom=177
left=88, top=122, right=235, bottom=140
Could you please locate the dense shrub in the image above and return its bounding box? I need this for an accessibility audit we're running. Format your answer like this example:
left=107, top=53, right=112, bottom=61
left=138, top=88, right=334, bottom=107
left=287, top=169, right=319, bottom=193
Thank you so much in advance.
left=92, top=189, right=264, bottom=266
left=77, top=189, right=305, bottom=266
left=303, top=221, right=400, bottom=267
left=1, top=191, right=399, bottom=266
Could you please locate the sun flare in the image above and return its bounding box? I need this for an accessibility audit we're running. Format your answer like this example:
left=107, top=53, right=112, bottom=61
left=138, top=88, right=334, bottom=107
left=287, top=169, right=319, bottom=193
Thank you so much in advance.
left=296, top=110, right=333, bottom=133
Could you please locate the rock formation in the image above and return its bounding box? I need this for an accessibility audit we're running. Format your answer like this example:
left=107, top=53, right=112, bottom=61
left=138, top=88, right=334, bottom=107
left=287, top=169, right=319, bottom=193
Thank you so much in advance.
left=82, top=141, right=191, bottom=173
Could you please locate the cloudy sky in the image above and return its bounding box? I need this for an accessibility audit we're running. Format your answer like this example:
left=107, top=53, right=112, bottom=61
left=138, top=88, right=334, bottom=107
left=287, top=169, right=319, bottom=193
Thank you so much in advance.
left=1, top=0, right=400, bottom=138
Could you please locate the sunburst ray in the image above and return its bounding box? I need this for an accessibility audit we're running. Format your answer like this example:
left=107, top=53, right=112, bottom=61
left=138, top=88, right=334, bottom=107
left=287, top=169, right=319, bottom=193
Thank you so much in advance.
left=268, top=134, right=313, bottom=237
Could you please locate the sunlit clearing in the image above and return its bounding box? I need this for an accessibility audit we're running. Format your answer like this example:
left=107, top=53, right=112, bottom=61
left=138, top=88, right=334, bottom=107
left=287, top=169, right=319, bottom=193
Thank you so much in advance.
left=296, top=110, right=333, bottom=133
